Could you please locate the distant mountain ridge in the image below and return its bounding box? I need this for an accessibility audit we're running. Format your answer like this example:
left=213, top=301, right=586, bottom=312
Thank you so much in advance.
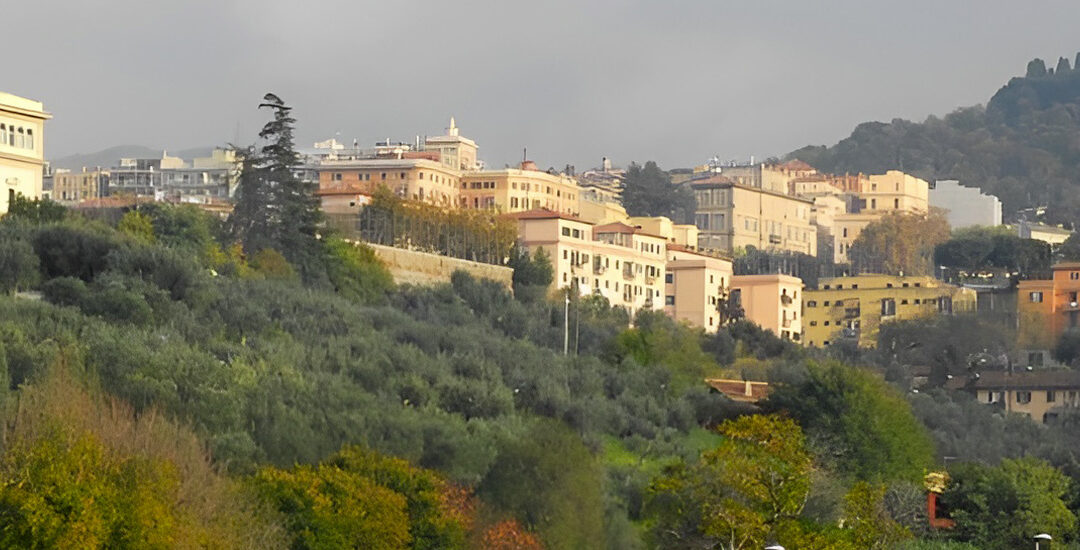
left=50, top=145, right=217, bottom=171
left=787, top=52, right=1080, bottom=226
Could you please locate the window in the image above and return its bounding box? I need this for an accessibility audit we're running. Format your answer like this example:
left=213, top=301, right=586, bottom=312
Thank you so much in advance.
left=823, top=301, right=830, bottom=306
left=810, top=321, right=817, bottom=326
left=823, top=285, right=831, bottom=290
left=901, top=299, right=909, bottom=305
left=380, top=172, right=387, bottom=180
left=665, top=295, right=675, bottom=306
left=665, top=273, right=673, bottom=284
left=824, top=321, right=830, bottom=326
left=881, top=298, right=896, bottom=316
left=807, top=300, right=817, bottom=307
left=1048, top=391, right=1056, bottom=403
left=1072, top=272, right=1080, bottom=280
left=0, top=124, right=5, bottom=144
left=1029, top=351, right=1044, bottom=367
left=562, top=227, right=571, bottom=237
left=1016, top=391, right=1032, bottom=404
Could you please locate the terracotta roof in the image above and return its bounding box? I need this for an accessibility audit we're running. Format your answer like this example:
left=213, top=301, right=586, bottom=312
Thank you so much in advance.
left=593, top=221, right=667, bottom=240
left=777, top=159, right=815, bottom=171
left=1053, top=262, right=1080, bottom=270
left=705, top=379, right=771, bottom=403
left=946, top=370, right=1080, bottom=391
left=689, top=175, right=736, bottom=187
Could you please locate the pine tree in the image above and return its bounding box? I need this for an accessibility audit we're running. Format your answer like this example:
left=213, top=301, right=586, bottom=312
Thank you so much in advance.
left=228, top=145, right=274, bottom=254
left=228, top=93, right=323, bottom=275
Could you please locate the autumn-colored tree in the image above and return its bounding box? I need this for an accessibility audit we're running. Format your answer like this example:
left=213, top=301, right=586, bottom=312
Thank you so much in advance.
left=646, top=414, right=813, bottom=549
left=847, top=210, right=949, bottom=275
left=479, top=520, right=544, bottom=550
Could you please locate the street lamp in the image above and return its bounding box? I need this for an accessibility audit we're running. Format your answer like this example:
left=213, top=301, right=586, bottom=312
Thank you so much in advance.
left=1035, top=533, right=1052, bottom=550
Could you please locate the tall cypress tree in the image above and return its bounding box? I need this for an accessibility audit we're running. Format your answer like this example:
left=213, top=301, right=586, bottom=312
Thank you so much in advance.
left=228, top=145, right=274, bottom=254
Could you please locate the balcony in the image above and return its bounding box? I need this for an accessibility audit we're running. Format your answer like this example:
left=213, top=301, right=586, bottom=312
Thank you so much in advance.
left=768, top=234, right=782, bottom=244
left=593, top=264, right=606, bottom=275
left=645, top=275, right=657, bottom=285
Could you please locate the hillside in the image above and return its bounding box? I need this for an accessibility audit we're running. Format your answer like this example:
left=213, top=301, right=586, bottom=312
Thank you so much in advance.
left=788, top=52, right=1080, bottom=225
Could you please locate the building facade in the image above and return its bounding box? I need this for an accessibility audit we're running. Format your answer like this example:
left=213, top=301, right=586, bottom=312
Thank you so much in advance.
left=929, top=180, right=1002, bottom=229
left=664, top=246, right=734, bottom=332
left=947, top=370, right=1080, bottom=424
left=803, top=275, right=977, bottom=348
left=692, top=176, right=816, bottom=256
left=0, top=91, right=50, bottom=213
left=512, top=211, right=666, bottom=316
left=54, top=168, right=110, bottom=204
left=731, top=274, right=804, bottom=342
left=1017, top=263, right=1080, bottom=362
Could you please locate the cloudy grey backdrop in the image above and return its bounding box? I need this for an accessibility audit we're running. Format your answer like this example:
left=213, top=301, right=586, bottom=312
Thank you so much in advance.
left=9, top=1, right=1080, bottom=170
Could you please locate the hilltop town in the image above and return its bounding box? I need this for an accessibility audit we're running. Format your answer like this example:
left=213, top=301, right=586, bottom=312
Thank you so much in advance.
left=6, top=53, right=1080, bottom=549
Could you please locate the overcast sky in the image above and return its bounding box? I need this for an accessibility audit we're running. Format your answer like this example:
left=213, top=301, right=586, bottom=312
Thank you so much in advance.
left=9, top=1, right=1080, bottom=169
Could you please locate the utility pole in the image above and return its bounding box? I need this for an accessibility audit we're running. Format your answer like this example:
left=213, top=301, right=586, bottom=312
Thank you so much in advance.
left=563, top=292, right=570, bottom=356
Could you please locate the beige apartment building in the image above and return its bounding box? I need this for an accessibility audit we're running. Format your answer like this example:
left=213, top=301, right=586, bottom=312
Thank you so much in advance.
left=317, top=158, right=463, bottom=207
left=460, top=161, right=580, bottom=216
left=0, top=91, right=50, bottom=213
left=692, top=175, right=816, bottom=256
left=512, top=211, right=666, bottom=316
left=628, top=216, right=699, bottom=249
left=946, top=371, right=1080, bottom=424
left=54, top=168, right=109, bottom=204
left=731, top=274, right=804, bottom=342
left=832, top=171, right=930, bottom=263
left=664, top=246, right=734, bottom=332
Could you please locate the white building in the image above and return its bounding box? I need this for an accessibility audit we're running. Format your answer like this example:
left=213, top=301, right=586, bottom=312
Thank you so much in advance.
left=930, top=180, right=1002, bottom=229
left=0, top=91, right=50, bottom=213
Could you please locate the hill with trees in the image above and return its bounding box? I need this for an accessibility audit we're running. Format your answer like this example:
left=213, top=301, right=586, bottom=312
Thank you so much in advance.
left=5, top=93, right=1080, bottom=548
left=788, top=52, right=1080, bottom=225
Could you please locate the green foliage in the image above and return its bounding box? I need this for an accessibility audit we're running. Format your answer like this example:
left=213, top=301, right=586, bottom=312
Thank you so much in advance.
left=250, top=248, right=298, bottom=280
left=787, top=52, right=1080, bottom=223
left=116, top=210, right=155, bottom=243
left=843, top=481, right=911, bottom=549
left=1055, top=331, right=1080, bottom=366
left=765, top=362, right=935, bottom=482
left=323, top=237, right=394, bottom=303
left=229, top=93, right=323, bottom=280
left=621, top=161, right=695, bottom=223
left=0, top=237, right=39, bottom=294
left=942, top=457, right=1077, bottom=549
left=935, top=228, right=1050, bottom=275
left=646, top=414, right=813, bottom=549
left=508, top=246, right=553, bottom=303
left=252, top=445, right=468, bottom=550
left=4, top=194, right=65, bottom=224
left=479, top=419, right=606, bottom=549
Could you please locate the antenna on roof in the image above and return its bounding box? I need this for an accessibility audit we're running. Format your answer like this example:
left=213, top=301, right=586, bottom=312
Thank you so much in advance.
left=523, top=148, right=527, bottom=162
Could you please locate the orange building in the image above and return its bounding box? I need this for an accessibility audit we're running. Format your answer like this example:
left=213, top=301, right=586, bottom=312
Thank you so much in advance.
left=1017, top=262, right=1080, bottom=364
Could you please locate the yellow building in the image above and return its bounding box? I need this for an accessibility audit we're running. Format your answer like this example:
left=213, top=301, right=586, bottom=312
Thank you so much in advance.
left=802, top=275, right=976, bottom=348
left=731, top=274, right=804, bottom=342
left=54, top=168, right=109, bottom=204
left=512, top=210, right=667, bottom=316
left=664, top=246, right=734, bottom=332
left=460, top=161, right=580, bottom=216
left=627, top=216, right=699, bottom=249
left=691, top=175, right=816, bottom=256
left=0, top=91, right=50, bottom=213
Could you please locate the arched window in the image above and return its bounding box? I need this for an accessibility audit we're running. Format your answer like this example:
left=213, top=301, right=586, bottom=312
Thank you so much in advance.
left=25, top=129, right=32, bottom=150
left=17, top=128, right=25, bottom=149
